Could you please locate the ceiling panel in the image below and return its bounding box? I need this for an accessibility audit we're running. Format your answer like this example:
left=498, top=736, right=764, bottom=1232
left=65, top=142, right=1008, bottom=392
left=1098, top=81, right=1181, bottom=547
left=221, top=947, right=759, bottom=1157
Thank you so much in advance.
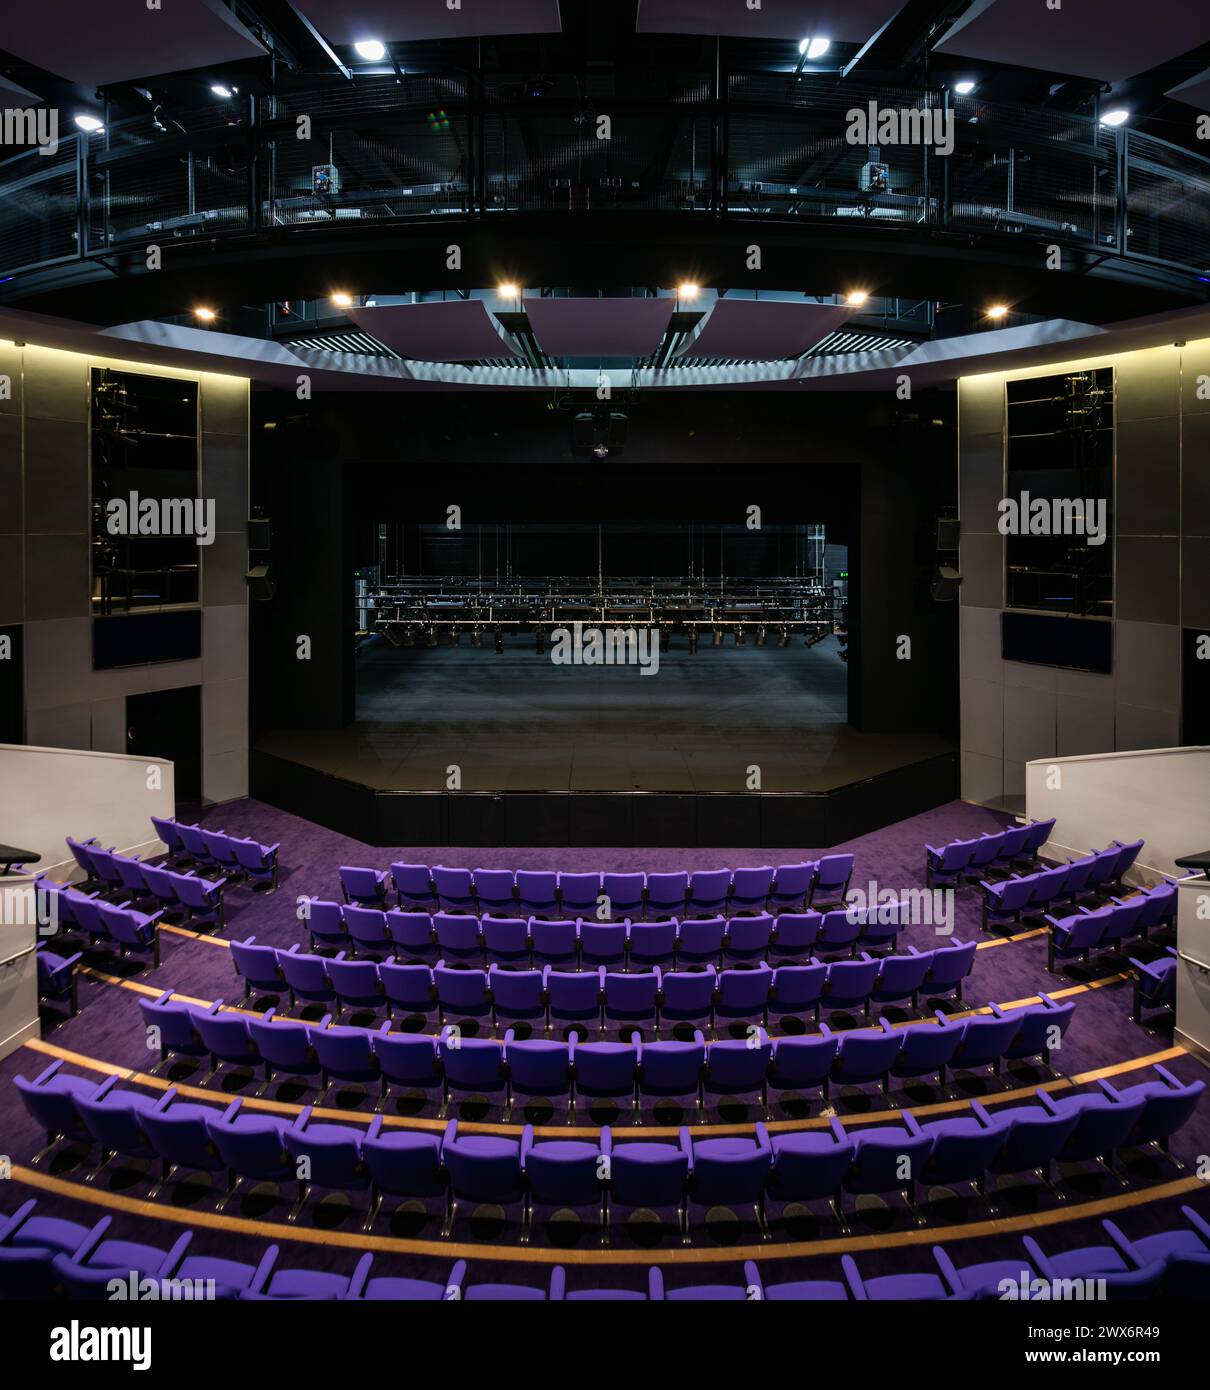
left=291, top=0, right=563, bottom=45
left=933, top=0, right=1210, bottom=85
left=635, top=0, right=906, bottom=44
left=0, top=0, right=267, bottom=88
left=347, top=300, right=520, bottom=361
left=678, top=299, right=855, bottom=360
left=524, top=297, right=675, bottom=357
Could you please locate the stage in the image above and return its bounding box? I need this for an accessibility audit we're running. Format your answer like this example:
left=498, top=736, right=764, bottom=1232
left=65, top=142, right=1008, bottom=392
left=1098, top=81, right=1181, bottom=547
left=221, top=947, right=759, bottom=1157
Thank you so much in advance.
left=251, top=637, right=956, bottom=847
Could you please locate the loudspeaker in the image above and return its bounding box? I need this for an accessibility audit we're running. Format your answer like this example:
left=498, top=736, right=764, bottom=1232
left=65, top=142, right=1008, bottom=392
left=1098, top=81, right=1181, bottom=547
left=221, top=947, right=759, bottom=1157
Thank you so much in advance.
left=930, top=564, right=962, bottom=602
left=248, top=516, right=272, bottom=549
left=245, top=564, right=276, bottom=601
left=936, top=516, right=960, bottom=550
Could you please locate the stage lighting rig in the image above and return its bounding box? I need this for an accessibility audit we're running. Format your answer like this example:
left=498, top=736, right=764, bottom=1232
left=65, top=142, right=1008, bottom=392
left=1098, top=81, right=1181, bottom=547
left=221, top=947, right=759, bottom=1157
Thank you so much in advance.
left=471, top=626, right=483, bottom=648
left=734, top=626, right=745, bottom=646
left=688, top=628, right=699, bottom=655
left=756, top=626, right=768, bottom=647
left=711, top=627, right=724, bottom=647
left=777, top=627, right=790, bottom=647
left=448, top=627, right=460, bottom=647
left=494, top=627, right=505, bottom=654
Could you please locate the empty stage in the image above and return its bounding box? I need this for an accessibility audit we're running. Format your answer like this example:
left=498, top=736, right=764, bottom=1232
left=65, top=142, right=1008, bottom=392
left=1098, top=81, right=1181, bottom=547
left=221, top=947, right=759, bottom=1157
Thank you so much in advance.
left=252, top=636, right=956, bottom=846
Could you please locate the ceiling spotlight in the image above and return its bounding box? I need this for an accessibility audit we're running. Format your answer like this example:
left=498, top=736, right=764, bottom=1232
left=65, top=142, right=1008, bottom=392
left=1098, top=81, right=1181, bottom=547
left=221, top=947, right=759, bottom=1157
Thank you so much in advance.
left=471, top=626, right=483, bottom=648
left=954, top=80, right=976, bottom=96
left=402, top=627, right=415, bottom=648
left=354, top=39, right=387, bottom=61
left=777, top=627, right=790, bottom=648
left=425, top=627, right=438, bottom=648
left=688, top=628, right=699, bottom=655
left=210, top=84, right=233, bottom=99
left=677, top=281, right=700, bottom=300
left=734, top=626, right=745, bottom=646
left=756, top=626, right=768, bottom=647
left=193, top=306, right=217, bottom=323
left=494, top=627, right=505, bottom=654
left=330, top=291, right=354, bottom=308
left=73, top=114, right=104, bottom=133
left=497, top=282, right=520, bottom=300
left=845, top=290, right=869, bottom=307
left=986, top=304, right=1009, bottom=320
left=448, top=627, right=460, bottom=647
left=711, top=627, right=723, bottom=647
left=1100, top=108, right=1130, bottom=128
left=798, top=37, right=830, bottom=59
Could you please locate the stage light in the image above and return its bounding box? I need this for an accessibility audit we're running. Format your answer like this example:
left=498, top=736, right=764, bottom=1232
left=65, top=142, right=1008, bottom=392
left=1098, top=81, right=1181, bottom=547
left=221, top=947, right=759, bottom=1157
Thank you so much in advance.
left=845, top=290, right=869, bottom=307
left=471, top=626, right=483, bottom=648
left=497, top=282, right=520, bottom=300
left=756, top=626, right=767, bottom=647
left=688, top=628, right=699, bottom=655
left=677, top=281, right=700, bottom=301
left=425, top=628, right=438, bottom=648
left=535, top=627, right=545, bottom=655
left=798, top=37, right=830, bottom=59
left=402, top=627, right=415, bottom=648
left=210, top=84, right=233, bottom=99
left=494, top=627, right=505, bottom=654
left=986, top=304, right=1009, bottom=320
left=448, top=627, right=459, bottom=647
left=354, top=39, right=387, bottom=61
left=711, top=627, right=723, bottom=647
left=330, top=291, right=354, bottom=308
left=954, top=80, right=976, bottom=95
left=193, top=306, right=217, bottom=323
left=74, top=114, right=104, bottom=133
left=734, top=626, right=745, bottom=646
left=777, top=627, right=790, bottom=648
left=1100, top=108, right=1130, bottom=128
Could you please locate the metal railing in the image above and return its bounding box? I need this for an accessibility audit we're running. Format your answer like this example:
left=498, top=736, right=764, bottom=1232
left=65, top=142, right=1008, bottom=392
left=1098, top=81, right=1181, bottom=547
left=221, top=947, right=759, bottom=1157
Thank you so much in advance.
left=2, top=72, right=1208, bottom=284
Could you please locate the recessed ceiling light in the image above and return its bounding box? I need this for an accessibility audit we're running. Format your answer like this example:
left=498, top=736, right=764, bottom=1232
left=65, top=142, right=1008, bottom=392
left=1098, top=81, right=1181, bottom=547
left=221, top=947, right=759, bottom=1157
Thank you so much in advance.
left=954, top=80, right=976, bottom=95
left=193, top=307, right=217, bottom=323
left=1100, top=108, right=1130, bottom=127
left=330, top=291, right=354, bottom=308
left=798, top=37, right=830, bottom=59
left=845, top=290, right=869, bottom=307
left=354, top=39, right=386, bottom=61
left=73, top=114, right=103, bottom=133
left=677, top=281, right=700, bottom=300
left=986, top=304, right=1009, bottom=320
left=210, top=84, right=232, bottom=99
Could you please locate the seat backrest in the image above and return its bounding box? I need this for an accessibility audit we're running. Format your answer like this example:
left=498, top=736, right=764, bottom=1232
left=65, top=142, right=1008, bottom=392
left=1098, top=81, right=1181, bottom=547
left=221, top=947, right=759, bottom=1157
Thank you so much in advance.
left=629, top=919, right=677, bottom=962
left=645, top=871, right=688, bottom=907
left=661, top=966, right=717, bottom=1008
left=677, top=917, right=725, bottom=958
left=434, top=912, right=481, bottom=953
left=705, top=1037, right=771, bottom=1088
left=688, top=869, right=731, bottom=905
left=726, top=914, right=773, bottom=952
left=516, top=871, right=559, bottom=911
left=717, top=964, right=773, bottom=1009
left=771, top=863, right=814, bottom=899
left=530, top=918, right=578, bottom=963
left=473, top=870, right=516, bottom=908
left=482, top=916, right=529, bottom=959
left=770, top=961, right=827, bottom=1008
left=559, top=873, right=601, bottom=909
left=580, top=920, right=626, bottom=963
left=391, top=863, right=434, bottom=902
left=814, top=854, right=854, bottom=890
left=731, top=866, right=774, bottom=901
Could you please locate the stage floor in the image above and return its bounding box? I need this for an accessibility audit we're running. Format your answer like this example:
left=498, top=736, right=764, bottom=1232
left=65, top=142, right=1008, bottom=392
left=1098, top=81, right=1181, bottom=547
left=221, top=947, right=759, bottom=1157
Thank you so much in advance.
left=255, top=636, right=953, bottom=793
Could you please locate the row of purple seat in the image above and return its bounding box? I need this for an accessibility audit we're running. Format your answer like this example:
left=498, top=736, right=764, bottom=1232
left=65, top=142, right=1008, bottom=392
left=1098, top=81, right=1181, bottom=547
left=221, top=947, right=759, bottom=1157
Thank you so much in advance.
left=41, top=865, right=225, bottom=937
left=232, top=939, right=980, bottom=1029
left=31, top=882, right=163, bottom=967
left=1046, top=892, right=1178, bottom=973
left=133, top=987, right=1068, bottom=1116
left=980, top=840, right=1148, bottom=932
left=6, top=1194, right=1205, bottom=1299
left=151, top=817, right=280, bottom=890
left=924, top=818, right=1055, bottom=887
left=16, top=1055, right=1197, bottom=1243
left=340, top=858, right=856, bottom=920
left=301, top=901, right=914, bottom=969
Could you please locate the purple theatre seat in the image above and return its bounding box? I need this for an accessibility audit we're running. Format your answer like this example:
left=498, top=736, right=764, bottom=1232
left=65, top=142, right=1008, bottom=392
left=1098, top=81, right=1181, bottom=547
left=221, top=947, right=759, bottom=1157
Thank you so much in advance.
left=925, top=837, right=976, bottom=889
left=391, top=863, right=435, bottom=912
left=242, top=1252, right=371, bottom=1301
left=434, top=961, right=492, bottom=1026
left=687, top=869, right=731, bottom=918
left=1045, top=908, right=1106, bottom=973
left=36, top=944, right=82, bottom=1018
left=723, top=912, right=774, bottom=965
left=809, top=854, right=854, bottom=908
left=14, top=1059, right=104, bottom=1158
left=483, top=916, right=531, bottom=966
left=338, top=865, right=390, bottom=909
left=200, top=830, right=241, bottom=880
left=992, top=824, right=1031, bottom=869
left=205, top=1099, right=293, bottom=1209
left=530, top=917, right=578, bottom=967
left=602, top=872, right=645, bottom=920
left=704, top=1033, right=772, bottom=1112
left=65, top=835, right=107, bottom=889
left=327, top=957, right=386, bottom=1018
left=917, top=1108, right=1009, bottom=1196
left=385, top=910, right=436, bottom=963
left=730, top=866, right=774, bottom=914
left=769, top=1030, right=838, bottom=1104
left=964, top=833, right=1005, bottom=884
left=52, top=1220, right=192, bottom=1301
left=980, top=874, right=1035, bottom=933
left=546, top=966, right=604, bottom=1033
left=441, top=1118, right=525, bottom=1235
left=636, top=1033, right=706, bottom=1110
left=488, top=965, right=546, bottom=1030
left=517, top=870, right=559, bottom=919
left=191, top=1001, right=258, bottom=1082
left=230, top=935, right=285, bottom=1000
left=888, top=1014, right=963, bottom=1089
left=770, top=863, right=814, bottom=914
left=473, top=868, right=516, bottom=916
left=1099, top=896, right=1146, bottom=949
left=990, top=993, right=1076, bottom=1065
left=677, top=915, right=726, bottom=967
left=767, top=1117, right=852, bottom=1217
left=823, top=953, right=879, bottom=1015
left=580, top=919, right=627, bottom=969
left=629, top=918, right=677, bottom=969
left=433, top=912, right=483, bottom=964
left=231, top=837, right=280, bottom=891
left=689, top=1127, right=773, bottom=1234
left=715, top=962, right=773, bottom=1025
left=933, top=1242, right=1044, bottom=1300
left=97, top=901, right=162, bottom=968
left=831, top=1024, right=903, bottom=1094
left=525, top=1129, right=608, bottom=1238
left=344, top=906, right=391, bottom=956
left=173, top=1244, right=279, bottom=1301
left=0, top=1201, right=97, bottom=1299
left=1129, top=947, right=1178, bottom=1024
left=432, top=866, right=475, bottom=914
left=278, top=945, right=339, bottom=1009
left=248, top=1010, right=323, bottom=1091
left=982, top=1096, right=1079, bottom=1203
left=138, top=990, right=207, bottom=1070
left=113, top=853, right=151, bottom=903
left=1103, top=1206, right=1210, bottom=1298
left=604, top=969, right=660, bottom=1034
left=950, top=1011, right=1023, bottom=1077
left=282, top=1106, right=370, bottom=1220
left=818, top=906, right=864, bottom=956
left=768, top=911, right=822, bottom=961
left=1020, top=817, right=1056, bottom=858
left=151, top=815, right=191, bottom=866
left=504, top=1034, right=572, bottom=1117
left=745, top=1259, right=849, bottom=1301
left=380, top=961, right=435, bottom=1022
left=558, top=871, right=601, bottom=918
left=842, top=1252, right=949, bottom=1301
left=606, top=1126, right=693, bottom=1242
left=922, top=939, right=976, bottom=1002
left=303, top=897, right=347, bottom=952
left=1106, top=838, right=1145, bottom=889
left=870, top=947, right=931, bottom=1010
left=438, top=1032, right=507, bottom=1113
left=312, top=1020, right=387, bottom=1102
left=660, top=965, right=717, bottom=1030
left=1036, top=1088, right=1145, bottom=1180
left=645, top=871, right=688, bottom=919
left=168, top=870, right=226, bottom=932
left=573, top=1039, right=639, bottom=1116
left=1096, top=1065, right=1205, bottom=1168
left=373, top=1032, right=442, bottom=1110
left=842, top=1112, right=932, bottom=1222
left=362, top=1116, right=446, bottom=1231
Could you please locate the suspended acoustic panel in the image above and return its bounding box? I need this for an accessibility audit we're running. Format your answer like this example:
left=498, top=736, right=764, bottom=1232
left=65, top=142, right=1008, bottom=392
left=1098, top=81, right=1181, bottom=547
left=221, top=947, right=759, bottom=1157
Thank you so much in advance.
left=636, top=0, right=907, bottom=44
left=292, top=0, right=563, bottom=45
left=678, top=299, right=856, bottom=360
left=347, top=300, right=521, bottom=362
left=524, top=297, right=675, bottom=358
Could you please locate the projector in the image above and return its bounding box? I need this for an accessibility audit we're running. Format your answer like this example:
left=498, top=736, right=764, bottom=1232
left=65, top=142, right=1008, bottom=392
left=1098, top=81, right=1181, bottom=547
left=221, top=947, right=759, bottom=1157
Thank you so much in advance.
left=572, top=408, right=628, bottom=459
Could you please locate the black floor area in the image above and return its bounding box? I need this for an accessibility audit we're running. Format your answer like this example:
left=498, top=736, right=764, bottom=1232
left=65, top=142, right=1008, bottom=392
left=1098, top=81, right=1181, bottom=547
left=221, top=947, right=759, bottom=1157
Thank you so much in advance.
left=255, top=635, right=953, bottom=793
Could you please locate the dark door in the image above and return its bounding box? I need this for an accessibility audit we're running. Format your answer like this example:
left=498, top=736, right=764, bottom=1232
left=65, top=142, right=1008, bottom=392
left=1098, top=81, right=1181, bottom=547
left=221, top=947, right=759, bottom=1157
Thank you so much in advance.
left=127, top=686, right=201, bottom=804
